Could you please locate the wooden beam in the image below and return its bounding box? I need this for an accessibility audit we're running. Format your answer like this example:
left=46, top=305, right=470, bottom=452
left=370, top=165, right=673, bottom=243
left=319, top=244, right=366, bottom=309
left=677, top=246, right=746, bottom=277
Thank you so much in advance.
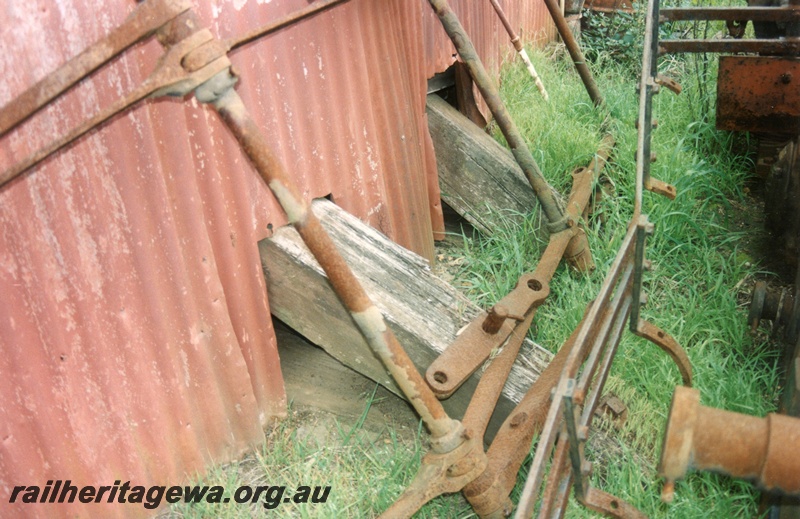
left=427, top=93, right=539, bottom=236
left=260, top=199, right=553, bottom=440
left=275, top=320, right=419, bottom=431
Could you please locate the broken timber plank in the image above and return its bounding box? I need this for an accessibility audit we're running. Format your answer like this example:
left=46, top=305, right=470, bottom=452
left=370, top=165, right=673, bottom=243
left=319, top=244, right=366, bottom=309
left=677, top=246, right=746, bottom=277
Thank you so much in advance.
left=427, top=93, right=539, bottom=236
left=259, top=199, right=553, bottom=440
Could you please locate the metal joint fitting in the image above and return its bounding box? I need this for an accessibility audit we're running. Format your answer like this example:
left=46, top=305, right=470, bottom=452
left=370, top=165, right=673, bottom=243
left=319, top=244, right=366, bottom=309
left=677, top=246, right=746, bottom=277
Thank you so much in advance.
left=659, top=386, right=800, bottom=502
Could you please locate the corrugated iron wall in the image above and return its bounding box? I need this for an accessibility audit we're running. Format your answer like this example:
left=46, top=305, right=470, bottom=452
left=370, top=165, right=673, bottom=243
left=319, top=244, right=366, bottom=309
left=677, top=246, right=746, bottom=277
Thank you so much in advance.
left=0, top=0, right=555, bottom=517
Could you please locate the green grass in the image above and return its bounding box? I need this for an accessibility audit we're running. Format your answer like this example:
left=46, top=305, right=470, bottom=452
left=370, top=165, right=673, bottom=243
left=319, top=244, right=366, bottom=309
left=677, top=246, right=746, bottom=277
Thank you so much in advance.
left=163, top=40, right=781, bottom=518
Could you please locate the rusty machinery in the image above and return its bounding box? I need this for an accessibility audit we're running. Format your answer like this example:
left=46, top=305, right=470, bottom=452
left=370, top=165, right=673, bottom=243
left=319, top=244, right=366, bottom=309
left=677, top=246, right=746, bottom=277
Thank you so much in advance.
left=0, top=0, right=714, bottom=518
left=627, top=0, right=800, bottom=513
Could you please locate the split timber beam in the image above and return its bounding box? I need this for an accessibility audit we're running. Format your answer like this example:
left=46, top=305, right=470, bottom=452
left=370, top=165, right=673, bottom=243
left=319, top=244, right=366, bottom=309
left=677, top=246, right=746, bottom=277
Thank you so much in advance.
left=427, top=94, right=538, bottom=236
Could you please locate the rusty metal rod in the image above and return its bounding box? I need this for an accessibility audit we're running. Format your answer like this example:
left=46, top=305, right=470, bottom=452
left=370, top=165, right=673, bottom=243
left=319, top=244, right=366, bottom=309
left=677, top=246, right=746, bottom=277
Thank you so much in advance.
left=227, top=0, right=351, bottom=51
left=660, top=6, right=800, bottom=22
left=659, top=386, right=800, bottom=502
left=541, top=0, right=605, bottom=107
left=207, top=72, right=463, bottom=450
left=514, top=218, right=641, bottom=518
left=538, top=431, right=573, bottom=518
left=634, top=0, right=659, bottom=216
left=427, top=0, right=567, bottom=231
left=0, top=0, right=191, bottom=138
left=460, top=139, right=615, bottom=516
left=488, top=0, right=550, bottom=101
left=659, top=38, right=800, bottom=54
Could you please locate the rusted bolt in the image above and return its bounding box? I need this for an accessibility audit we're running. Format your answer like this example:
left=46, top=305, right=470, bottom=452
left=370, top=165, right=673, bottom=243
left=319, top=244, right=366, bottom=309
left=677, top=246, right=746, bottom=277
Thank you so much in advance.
left=596, top=394, right=629, bottom=429
left=509, top=412, right=528, bottom=428
left=782, top=72, right=792, bottom=84
left=573, top=387, right=586, bottom=404
left=482, top=305, right=509, bottom=334
left=447, top=458, right=475, bottom=477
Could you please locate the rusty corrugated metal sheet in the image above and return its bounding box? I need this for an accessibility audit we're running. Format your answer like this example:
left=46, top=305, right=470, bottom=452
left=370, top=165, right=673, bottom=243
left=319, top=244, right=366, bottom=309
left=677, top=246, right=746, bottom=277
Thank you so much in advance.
left=0, top=0, right=557, bottom=517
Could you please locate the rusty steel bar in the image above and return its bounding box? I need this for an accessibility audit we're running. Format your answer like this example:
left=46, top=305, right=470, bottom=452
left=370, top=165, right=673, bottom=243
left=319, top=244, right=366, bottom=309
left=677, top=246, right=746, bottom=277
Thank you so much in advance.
left=563, top=266, right=634, bottom=506
left=426, top=273, right=550, bottom=398
left=540, top=0, right=605, bottom=107
left=538, top=431, right=573, bottom=518
left=659, top=386, right=800, bottom=501
left=659, top=38, right=800, bottom=54
left=635, top=0, right=659, bottom=216
left=0, top=0, right=191, bottom=138
left=457, top=142, right=612, bottom=434
left=227, top=0, right=351, bottom=51
left=206, top=73, right=463, bottom=450
left=425, top=136, right=613, bottom=399
left=427, top=0, right=567, bottom=231
left=575, top=267, right=633, bottom=410
left=629, top=219, right=651, bottom=327
left=488, top=0, right=550, bottom=101
left=400, top=135, right=612, bottom=517
left=457, top=234, right=574, bottom=437
left=660, top=6, right=800, bottom=22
